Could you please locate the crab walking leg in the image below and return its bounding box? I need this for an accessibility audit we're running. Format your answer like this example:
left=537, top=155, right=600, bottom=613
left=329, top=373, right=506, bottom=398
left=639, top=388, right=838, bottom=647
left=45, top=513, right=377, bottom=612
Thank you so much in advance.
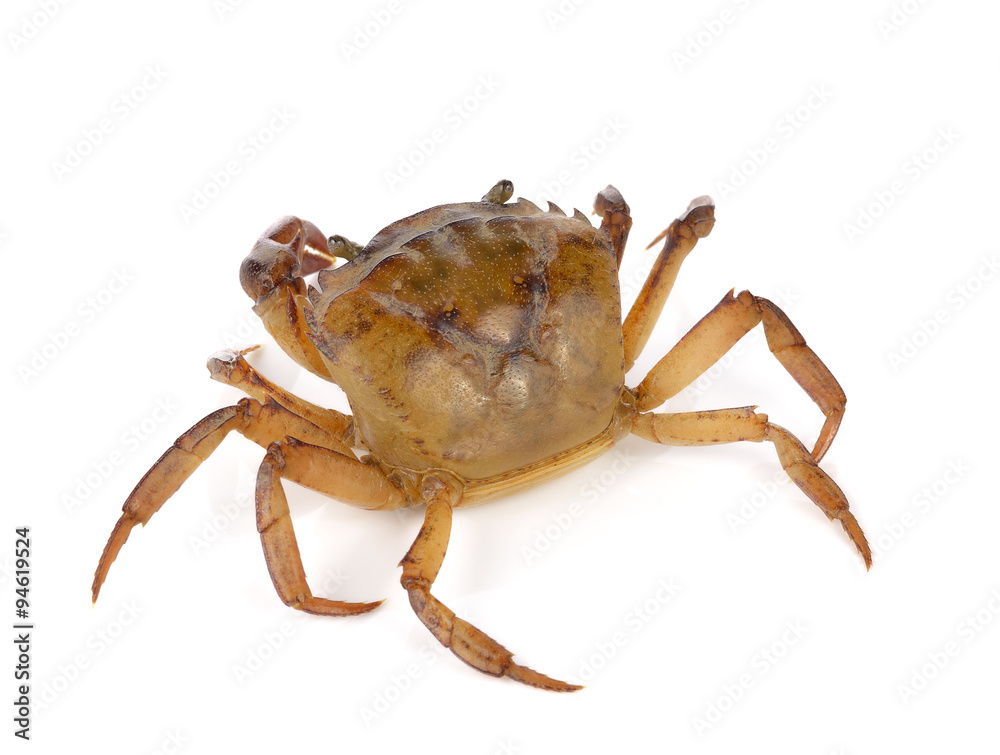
left=593, top=184, right=633, bottom=268
left=634, top=289, right=846, bottom=462
left=632, top=408, right=871, bottom=569
left=207, top=347, right=352, bottom=442
left=399, top=477, right=582, bottom=691
left=254, top=440, right=405, bottom=615
left=92, top=397, right=357, bottom=604
left=621, top=196, right=716, bottom=372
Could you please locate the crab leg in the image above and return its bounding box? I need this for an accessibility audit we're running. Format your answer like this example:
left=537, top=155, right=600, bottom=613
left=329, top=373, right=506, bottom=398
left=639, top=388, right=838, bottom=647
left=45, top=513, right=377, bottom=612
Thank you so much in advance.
left=400, top=477, right=582, bottom=691
left=632, top=407, right=871, bottom=569
left=634, top=289, right=846, bottom=462
left=92, top=396, right=383, bottom=606
left=593, top=184, right=633, bottom=268
left=621, top=196, right=716, bottom=372
left=254, top=439, right=405, bottom=615
left=207, top=346, right=352, bottom=442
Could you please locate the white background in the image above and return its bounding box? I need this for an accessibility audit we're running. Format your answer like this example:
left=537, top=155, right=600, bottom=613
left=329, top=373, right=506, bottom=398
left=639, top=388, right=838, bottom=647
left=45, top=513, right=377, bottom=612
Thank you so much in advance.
left=4, top=0, right=999, bottom=752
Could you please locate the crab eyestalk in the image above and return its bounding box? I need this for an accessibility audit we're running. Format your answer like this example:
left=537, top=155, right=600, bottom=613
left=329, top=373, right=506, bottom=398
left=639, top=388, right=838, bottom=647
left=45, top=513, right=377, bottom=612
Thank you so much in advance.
left=327, top=234, right=362, bottom=262
left=481, top=178, right=514, bottom=204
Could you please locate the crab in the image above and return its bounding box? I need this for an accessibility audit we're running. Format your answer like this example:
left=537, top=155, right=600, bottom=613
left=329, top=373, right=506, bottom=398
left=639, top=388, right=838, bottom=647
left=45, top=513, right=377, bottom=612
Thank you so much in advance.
left=93, top=179, right=870, bottom=691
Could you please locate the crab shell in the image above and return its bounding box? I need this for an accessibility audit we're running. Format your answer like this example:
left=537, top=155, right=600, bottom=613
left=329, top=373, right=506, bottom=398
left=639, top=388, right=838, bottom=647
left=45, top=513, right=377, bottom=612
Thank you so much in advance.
left=297, top=198, right=625, bottom=481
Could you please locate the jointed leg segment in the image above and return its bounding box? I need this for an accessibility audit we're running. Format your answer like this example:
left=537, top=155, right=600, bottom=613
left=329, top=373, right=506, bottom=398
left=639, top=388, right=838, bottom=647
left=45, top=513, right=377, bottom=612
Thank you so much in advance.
left=632, top=408, right=871, bottom=567
left=93, top=383, right=403, bottom=611
left=92, top=402, right=250, bottom=603
left=255, top=440, right=395, bottom=616
left=400, top=476, right=582, bottom=691
left=621, top=196, right=715, bottom=371
left=622, top=195, right=866, bottom=568
left=208, top=346, right=353, bottom=445
left=634, top=289, right=846, bottom=462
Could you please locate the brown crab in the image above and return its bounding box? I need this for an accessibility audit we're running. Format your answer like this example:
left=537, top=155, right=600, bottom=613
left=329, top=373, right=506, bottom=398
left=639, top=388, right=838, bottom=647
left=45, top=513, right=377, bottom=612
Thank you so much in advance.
left=93, top=179, right=870, bottom=691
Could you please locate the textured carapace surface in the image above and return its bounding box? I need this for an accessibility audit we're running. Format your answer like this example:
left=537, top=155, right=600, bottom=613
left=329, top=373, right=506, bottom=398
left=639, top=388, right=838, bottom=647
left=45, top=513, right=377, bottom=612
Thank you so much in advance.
left=305, top=199, right=625, bottom=480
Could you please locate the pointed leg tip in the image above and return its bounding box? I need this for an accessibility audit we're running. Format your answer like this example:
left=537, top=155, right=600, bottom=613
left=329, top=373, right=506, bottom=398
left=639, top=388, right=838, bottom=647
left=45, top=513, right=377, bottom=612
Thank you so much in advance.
left=342, top=598, right=386, bottom=615
left=359, top=599, right=387, bottom=614
left=504, top=662, right=584, bottom=692
left=835, top=511, right=872, bottom=570
left=298, top=596, right=386, bottom=616
left=91, top=515, right=137, bottom=607
left=645, top=227, right=670, bottom=250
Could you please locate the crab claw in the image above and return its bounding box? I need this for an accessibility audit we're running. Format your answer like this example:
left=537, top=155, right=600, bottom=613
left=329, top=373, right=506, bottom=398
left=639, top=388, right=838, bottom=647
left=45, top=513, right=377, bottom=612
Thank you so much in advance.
left=240, top=217, right=351, bottom=379
left=240, top=216, right=335, bottom=300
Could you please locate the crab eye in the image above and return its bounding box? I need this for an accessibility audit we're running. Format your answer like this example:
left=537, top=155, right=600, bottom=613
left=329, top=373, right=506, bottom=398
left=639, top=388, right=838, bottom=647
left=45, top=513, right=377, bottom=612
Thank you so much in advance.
left=327, top=235, right=361, bottom=262
left=481, top=179, right=514, bottom=204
